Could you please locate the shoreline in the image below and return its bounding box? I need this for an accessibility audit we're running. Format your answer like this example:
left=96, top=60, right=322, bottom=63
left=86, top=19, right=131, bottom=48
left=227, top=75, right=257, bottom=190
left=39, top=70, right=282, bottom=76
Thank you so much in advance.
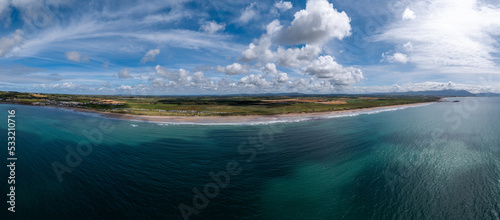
left=65, top=101, right=437, bottom=124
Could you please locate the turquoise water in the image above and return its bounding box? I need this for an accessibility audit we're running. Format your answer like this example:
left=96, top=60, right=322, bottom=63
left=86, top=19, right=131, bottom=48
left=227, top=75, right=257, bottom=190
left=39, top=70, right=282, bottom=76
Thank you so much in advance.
left=1, top=97, right=500, bottom=219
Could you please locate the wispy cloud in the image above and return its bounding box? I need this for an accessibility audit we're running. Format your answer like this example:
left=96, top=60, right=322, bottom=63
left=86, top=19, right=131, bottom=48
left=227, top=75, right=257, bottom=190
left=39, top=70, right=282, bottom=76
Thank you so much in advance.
left=374, top=0, right=500, bottom=73
left=140, top=49, right=160, bottom=63
left=238, top=3, right=257, bottom=24
left=200, top=21, right=226, bottom=34
left=0, top=30, right=23, bottom=57
left=0, top=0, right=499, bottom=95
left=65, top=51, right=89, bottom=62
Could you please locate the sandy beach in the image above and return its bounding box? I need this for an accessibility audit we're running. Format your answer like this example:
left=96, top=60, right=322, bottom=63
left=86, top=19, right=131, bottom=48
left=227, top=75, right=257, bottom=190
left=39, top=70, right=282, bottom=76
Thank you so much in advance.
left=67, top=102, right=437, bottom=124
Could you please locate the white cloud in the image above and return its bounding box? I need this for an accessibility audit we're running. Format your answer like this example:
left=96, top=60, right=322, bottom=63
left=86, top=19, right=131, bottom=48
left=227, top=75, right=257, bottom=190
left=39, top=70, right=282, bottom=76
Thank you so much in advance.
left=200, top=21, right=225, bottom=34
left=403, top=42, right=413, bottom=52
left=241, top=34, right=274, bottom=63
left=9, top=17, right=244, bottom=58
left=238, top=3, right=257, bottom=24
left=240, top=23, right=322, bottom=68
left=240, top=0, right=356, bottom=75
left=6, top=0, right=370, bottom=94
left=0, top=0, right=9, bottom=19
left=154, top=65, right=213, bottom=87
left=275, top=72, right=289, bottom=83
left=261, top=63, right=278, bottom=74
left=56, top=82, right=76, bottom=89
left=192, top=71, right=210, bottom=84
left=33, top=78, right=500, bottom=95
left=275, top=44, right=321, bottom=67
left=382, top=52, right=409, bottom=64
left=302, top=56, right=364, bottom=85
left=402, top=7, right=416, bottom=20
left=375, top=0, right=500, bottom=73
left=275, top=0, right=351, bottom=45
left=118, top=68, right=132, bottom=79
left=65, top=51, right=89, bottom=62
left=216, top=63, right=249, bottom=75
left=118, top=85, right=132, bottom=90
left=237, top=74, right=269, bottom=87
left=151, top=77, right=163, bottom=87
left=155, top=65, right=171, bottom=78
left=0, top=29, right=23, bottom=57
left=140, top=48, right=160, bottom=63
left=140, top=8, right=187, bottom=25
left=345, top=81, right=500, bottom=94
left=274, top=1, right=293, bottom=12
left=155, top=65, right=191, bottom=84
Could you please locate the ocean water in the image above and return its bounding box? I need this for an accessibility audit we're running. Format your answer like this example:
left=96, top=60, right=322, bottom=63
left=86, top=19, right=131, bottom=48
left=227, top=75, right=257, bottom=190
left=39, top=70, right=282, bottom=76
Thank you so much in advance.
left=1, top=97, right=500, bottom=219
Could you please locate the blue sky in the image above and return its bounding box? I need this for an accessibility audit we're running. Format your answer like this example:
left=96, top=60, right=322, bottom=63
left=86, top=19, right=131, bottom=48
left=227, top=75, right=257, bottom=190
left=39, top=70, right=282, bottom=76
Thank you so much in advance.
left=0, top=0, right=500, bottom=95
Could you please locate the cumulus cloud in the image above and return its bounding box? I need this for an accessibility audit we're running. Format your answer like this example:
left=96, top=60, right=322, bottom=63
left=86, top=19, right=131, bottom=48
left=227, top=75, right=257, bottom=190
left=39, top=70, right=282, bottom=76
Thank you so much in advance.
left=238, top=3, right=257, bottom=24
left=33, top=78, right=500, bottom=95
left=275, top=0, right=351, bottom=45
left=154, top=65, right=213, bottom=87
left=200, top=21, right=225, bottom=34
left=216, top=63, right=249, bottom=75
left=151, top=77, right=163, bottom=87
left=241, top=34, right=274, bottom=63
left=35, top=82, right=102, bottom=92
left=118, top=68, right=132, bottom=78
left=275, top=72, right=289, bottom=83
left=155, top=65, right=191, bottom=84
left=236, top=0, right=362, bottom=90
left=274, top=1, right=293, bottom=12
left=275, top=44, right=321, bottom=67
left=401, top=81, right=457, bottom=91
left=192, top=71, right=210, bottom=84
left=237, top=74, right=269, bottom=88
left=261, top=63, right=278, bottom=74
left=118, top=85, right=132, bottom=90
left=240, top=19, right=328, bottom=67
left=382, top=52, right=409, bottom=64
left=140, top=48, right=160, bottom=63
left=402, top=7, right=416, bottom=20
left=65, top=51, right=89, bottom=62
left=15, top=0, right=369, bottom=94
left=302, top=56, right=364, bottom=85
left=0, top=29, right=23, bottom=57
left=240, top=0, right=355, bottom=72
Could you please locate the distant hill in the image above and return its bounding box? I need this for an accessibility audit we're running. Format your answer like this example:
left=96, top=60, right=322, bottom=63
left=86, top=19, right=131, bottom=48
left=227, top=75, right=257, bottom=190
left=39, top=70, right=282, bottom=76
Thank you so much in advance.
left=3, top=90, right=498, bottom=97
left=162, top=90, right=487, bottom=97
left=371, top=89, right=475, bottom=97
left=475, top=93, right=500, bottom=97
left=224, top=90, right=490, bottom=97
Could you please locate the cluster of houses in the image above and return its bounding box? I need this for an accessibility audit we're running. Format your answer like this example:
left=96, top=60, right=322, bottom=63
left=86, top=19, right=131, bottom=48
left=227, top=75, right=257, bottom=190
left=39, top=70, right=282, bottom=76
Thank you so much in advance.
left=113, top=108, right=230, bottom=115
left=32, top=100, right=82, bottom=107
left=3, top=97, right=126, bottom=108
left=1, top=95, right=231, bottom=115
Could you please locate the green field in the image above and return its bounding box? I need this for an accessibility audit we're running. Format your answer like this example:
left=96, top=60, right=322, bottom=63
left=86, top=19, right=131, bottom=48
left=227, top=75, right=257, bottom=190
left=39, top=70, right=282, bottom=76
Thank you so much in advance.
left=0, top=91, right=441, bottom=116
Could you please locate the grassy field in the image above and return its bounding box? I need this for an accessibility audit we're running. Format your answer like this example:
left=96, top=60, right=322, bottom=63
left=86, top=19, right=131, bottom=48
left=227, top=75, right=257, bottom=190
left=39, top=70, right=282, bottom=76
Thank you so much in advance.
left=0, top=91, right=441, bottom=116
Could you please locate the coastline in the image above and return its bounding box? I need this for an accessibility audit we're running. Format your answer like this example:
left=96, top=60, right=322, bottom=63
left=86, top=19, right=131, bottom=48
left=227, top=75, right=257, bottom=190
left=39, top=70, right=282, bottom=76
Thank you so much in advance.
left=65, top=101, right=437, bottom=124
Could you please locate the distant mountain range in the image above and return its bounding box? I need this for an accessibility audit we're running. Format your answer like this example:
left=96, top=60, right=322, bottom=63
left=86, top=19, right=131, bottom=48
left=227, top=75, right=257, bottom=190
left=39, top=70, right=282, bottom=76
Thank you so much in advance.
left=4, top=90, right=500, bottom=97
left=374, top=90, right=500, bottom=97
left=225, top=90, right=499, bottom=97
left=371, top=89, right=476, bottom=96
